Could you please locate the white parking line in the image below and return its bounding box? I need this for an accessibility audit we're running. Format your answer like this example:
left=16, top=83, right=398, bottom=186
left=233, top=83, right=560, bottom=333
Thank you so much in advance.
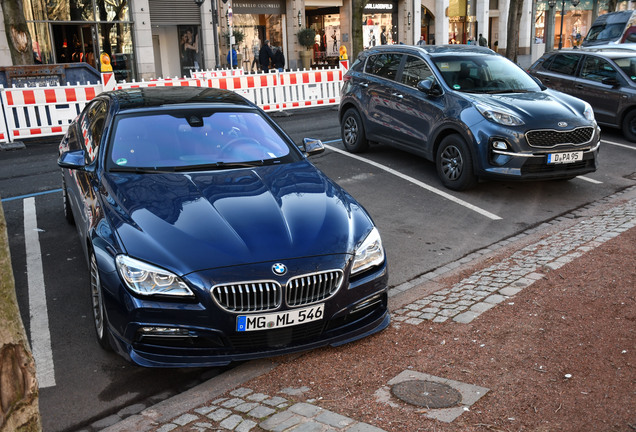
left=23, top=197, right=56, bottom=388
left=323, top=143, right=503, bottom=221
left=577, top=176, right=603, bottom=184
left=602, top=139, right=636, bottom=150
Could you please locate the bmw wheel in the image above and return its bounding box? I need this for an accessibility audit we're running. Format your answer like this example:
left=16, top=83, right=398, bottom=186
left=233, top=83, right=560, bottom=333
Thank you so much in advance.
left=62, top=174, right=75, bottom=225
left=341, top=108, right=369, bottom=153
left=621, top=110, right=636, bottom=142
left=90, top=252, right=113, bottom=351
left=436, top=135, right=477, bottom=191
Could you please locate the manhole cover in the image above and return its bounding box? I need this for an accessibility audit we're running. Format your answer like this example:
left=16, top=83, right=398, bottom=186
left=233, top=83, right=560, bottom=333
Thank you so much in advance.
left=391, top=380, right=462, bottom=409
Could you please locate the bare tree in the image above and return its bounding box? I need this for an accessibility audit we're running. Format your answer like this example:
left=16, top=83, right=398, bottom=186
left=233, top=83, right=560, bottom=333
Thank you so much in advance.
left=505, top=0, right=524, bottom=63
left=607, top=0, right=618, bottom=12
left=351, top=0, right=369, bottom=61
left=0, top=205, right=41, bottom=431
left=1, top=0, right=34, bottom=64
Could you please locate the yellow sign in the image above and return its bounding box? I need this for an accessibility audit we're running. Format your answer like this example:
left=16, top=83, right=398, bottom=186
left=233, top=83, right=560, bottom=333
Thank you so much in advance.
left=100, top=53, right=113, bottom=72
left=339, top=45, right=348, bottom=60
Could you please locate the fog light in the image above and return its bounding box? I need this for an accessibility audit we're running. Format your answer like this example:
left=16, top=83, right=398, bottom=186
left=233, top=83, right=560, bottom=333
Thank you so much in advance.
left=352, top=293, right=384, bottom=313
left=139, top=326, right=189, bottom=335
left=492, top=140, right=508, bottom=150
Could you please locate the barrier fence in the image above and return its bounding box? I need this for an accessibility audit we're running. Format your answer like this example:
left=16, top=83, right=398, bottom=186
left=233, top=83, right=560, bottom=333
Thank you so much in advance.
left=0, top=65, right=345, bottom=144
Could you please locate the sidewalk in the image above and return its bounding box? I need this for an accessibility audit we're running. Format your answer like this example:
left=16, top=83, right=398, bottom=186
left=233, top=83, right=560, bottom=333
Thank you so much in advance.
left=96, top=185, right=636, bottom=432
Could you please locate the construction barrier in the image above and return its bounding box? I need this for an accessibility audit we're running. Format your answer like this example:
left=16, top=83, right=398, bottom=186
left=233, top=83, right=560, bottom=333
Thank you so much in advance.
left=0, top=67, right=343, bottom=143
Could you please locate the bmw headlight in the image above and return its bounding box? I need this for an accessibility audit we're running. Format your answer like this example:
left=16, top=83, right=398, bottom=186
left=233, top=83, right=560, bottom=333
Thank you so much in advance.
left=351, top=227, right=385, bottom=275
left=583, top=102, right=595, bottom=122
left=116, top=255, right=194, bottom=297
left=475, top=103, right=524, bottom=126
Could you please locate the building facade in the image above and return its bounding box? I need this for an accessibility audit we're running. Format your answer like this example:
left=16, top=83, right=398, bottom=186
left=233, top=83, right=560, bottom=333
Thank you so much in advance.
left=0, top=0, right=632, bottom=81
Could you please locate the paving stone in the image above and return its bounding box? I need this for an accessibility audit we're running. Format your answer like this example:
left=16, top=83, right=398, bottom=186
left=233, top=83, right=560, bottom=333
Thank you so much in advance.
left=220, top=414, right=245, bottom=429
left=248, top=404, right=276, bottom=419
left=231, top=388, right=254, bottom=397
left=173, top=413, right=199, bottom=426
left=287, top=421, right=325, bottom=432
left=247, top=392, right=270, bottom=402
left=156, top=425, right=178, bottom=432
left=315, top=410, right=354, bottom=428
left=260, top=411, right=304, bottom=432
left=235, top=402, right=260, bottom=413
left=236, top=419, right=258, bottom=432
left=207, top=407, right=233, bottom=422
left=453, top=311, right=480, bottom=324
left=483, top=294, right=506, bottom=304
left=289, top=402, right=323, bottom=417
left=222, top=398, right=246, bottom=408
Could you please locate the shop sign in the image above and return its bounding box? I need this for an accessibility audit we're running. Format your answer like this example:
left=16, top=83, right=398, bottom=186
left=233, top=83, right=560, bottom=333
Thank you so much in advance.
left=233, top=0, right=284, bottom=14
left=364, top=2, right=394, bottom=12
left=449, top=16, right=466, bottom=23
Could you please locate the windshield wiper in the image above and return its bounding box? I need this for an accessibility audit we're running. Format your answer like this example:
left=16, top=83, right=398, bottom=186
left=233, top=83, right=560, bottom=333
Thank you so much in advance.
left=110, top=166, right=176, bottom=173
left=483, top=89, right=530, bottom=94
left=173, top=161, right=265, bottom=171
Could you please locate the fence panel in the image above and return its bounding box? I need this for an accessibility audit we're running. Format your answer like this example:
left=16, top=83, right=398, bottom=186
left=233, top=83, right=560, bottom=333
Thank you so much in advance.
left=0, top=84, right=101, bottom=142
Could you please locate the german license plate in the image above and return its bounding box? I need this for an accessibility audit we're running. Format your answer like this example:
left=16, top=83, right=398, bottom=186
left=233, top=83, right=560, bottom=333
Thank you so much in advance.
left=547, top=151, right=582, bottom=164
left=236, top=304, right=324, bottom=332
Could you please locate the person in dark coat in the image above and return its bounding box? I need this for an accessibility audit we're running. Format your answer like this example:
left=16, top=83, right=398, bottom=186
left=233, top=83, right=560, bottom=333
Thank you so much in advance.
left=273, top=47, right=285, bottom=71
left=259, top=40, right=274, bottom=73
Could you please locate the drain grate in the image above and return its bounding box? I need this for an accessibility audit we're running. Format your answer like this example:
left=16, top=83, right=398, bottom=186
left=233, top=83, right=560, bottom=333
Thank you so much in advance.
left=391, top=380, right=462, bottom=409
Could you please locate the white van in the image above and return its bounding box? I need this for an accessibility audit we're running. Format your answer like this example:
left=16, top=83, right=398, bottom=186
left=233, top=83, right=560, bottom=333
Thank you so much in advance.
left=582, top=10, right=636, bottom=47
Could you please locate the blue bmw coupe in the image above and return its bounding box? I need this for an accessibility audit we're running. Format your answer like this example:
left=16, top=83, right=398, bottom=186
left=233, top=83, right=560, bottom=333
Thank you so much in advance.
left=58, top=87, right=389, bottom=367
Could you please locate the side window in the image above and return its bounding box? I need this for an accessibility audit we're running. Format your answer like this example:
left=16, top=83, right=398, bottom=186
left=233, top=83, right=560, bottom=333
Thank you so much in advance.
left=364, top=53, right=402, bottom=81
left=400, top=56, right=434, bottom=87
left=79, top=100, right=108, bottom=163
left=545, top=53, right=580, bottom=75
left=67, top=125, right=80, bottom=151
left=580, top=56, right=618, bottom=82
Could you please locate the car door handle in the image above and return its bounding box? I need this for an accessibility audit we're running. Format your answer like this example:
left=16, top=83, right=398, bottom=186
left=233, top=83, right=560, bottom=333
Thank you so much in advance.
left=575, top=84, right=584, bottom=90
left=392, top=92, right=404, bottom=99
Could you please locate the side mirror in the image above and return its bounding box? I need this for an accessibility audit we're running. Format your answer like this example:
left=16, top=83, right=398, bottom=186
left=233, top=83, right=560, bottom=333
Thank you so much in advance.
left=58, top=150, right=87, bottom=170
left=416, top=79, right=442, bottom=96
left=529, top=74, right=547, bottom=90
left=601, top=76, right=620, bottom=87
left=301, top=138, right=325, bottom=156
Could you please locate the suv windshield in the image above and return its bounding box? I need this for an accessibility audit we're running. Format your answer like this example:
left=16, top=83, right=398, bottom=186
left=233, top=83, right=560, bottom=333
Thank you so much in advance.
left=432, top=55, right=541, bottom=94
left=108, top=110, right=296, bottom=171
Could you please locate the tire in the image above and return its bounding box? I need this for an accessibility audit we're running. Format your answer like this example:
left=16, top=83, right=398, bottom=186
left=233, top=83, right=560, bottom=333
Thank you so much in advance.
left=341, top=108, right=369, bottom=153
left=62, top=174, right=75, bottom=225
left=621, top=110, right=636, bottom=142
left=436, top=135, right=477, bottom=191
left=90, top=252, right=113, bottom=351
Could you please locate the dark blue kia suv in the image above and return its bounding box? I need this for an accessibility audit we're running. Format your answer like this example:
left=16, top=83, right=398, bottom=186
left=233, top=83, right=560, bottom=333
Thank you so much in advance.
left=339, top=45, right=600, bottom=190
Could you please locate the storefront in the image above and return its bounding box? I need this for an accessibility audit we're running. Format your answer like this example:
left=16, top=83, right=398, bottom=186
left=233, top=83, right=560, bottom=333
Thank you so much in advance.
left=447, top=0, right=477, bottom=44
left=23, top=0, right=136, bottom=81
left=420, top=7, right=434, bottom=45
left=230, top=0, right=285, bottom=72
left=535, top=0, right=593, bottom=49
left=306, top=7, right=341, bottom=66
left=363, top=1, right=398, bottom=47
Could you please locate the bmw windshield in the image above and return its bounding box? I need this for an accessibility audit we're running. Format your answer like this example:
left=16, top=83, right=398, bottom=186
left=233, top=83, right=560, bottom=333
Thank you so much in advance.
left=107, top=110, right=301, bottom=172
left=432, top=55, right=542, bottom=94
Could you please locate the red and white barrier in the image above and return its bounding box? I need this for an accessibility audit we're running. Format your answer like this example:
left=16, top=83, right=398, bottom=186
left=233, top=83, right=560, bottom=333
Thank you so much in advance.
left=0, top=66, right=343, bottom=142
left=0, top=83, right=100, bottom=142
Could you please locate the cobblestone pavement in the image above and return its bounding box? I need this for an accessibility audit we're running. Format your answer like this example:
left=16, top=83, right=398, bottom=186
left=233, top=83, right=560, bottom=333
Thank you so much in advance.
left=100, top=187, right=636, bottom=432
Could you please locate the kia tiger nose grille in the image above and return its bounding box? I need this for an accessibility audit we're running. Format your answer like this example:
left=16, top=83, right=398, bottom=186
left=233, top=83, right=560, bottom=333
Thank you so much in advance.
left=287, top=270, right=344, bottom=307
left=211, top=281, right=282, bottom=313
left=526, top=127, right=594, bottom=148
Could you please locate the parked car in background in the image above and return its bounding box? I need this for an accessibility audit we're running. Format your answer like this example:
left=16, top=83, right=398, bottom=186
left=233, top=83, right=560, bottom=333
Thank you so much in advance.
left=528, top=48, right=636, bottom=141
left=582, top=10, right=636, bottom=47
left=339, top=45, right=600, bottom=191
left=58, top=86, right=389, bottom=367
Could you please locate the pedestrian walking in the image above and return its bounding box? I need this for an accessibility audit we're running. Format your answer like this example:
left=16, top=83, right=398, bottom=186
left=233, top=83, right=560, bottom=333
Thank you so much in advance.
left=259, top=39, right=274, bottom=73
left=478, top=33, right=488, bottom=47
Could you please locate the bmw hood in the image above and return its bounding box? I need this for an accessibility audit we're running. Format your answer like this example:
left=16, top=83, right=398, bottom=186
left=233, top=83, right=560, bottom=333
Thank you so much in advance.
left=102, top=161, right=373, bottom=275
left=466, top=90, right=590, bottom=127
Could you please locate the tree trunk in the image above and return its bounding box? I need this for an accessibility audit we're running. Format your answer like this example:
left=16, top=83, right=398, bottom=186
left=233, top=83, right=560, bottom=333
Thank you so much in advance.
left=1, top=0, right=34, bottom=65
left=351, top=0, right=369, bottom=62
left=505, top=0, right=524, bottom=64
left=0, top=203, right=41, bottom=431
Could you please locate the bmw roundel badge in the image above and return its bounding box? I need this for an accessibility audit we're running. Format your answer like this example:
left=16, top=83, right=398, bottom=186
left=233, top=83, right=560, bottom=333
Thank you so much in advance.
left=272, top=263, right=287, bottom=276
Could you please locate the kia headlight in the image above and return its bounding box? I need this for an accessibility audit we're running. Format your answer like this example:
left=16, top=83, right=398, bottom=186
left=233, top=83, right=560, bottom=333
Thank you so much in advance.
left=583, top=102, right=595, bottom=122
left=475, top=103, right=524, bottom=126
left=351, top=227, right=385, bottom=275
left=116, top=255, right=194, bottom=297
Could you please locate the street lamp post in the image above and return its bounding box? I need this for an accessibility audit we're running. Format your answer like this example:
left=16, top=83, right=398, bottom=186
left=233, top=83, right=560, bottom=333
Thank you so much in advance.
left=549, top=0, right=580, bottom=50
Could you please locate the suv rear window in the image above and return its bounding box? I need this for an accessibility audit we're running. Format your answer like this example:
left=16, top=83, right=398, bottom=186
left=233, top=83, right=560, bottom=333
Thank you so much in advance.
left=364, top=53, right=402, bottom=80
left=544, top=53, right=580, bottom=75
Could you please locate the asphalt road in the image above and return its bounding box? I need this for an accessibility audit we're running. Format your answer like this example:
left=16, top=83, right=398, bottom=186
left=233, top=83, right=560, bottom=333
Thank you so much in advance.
left=1, top=106, right=635, bottom=431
